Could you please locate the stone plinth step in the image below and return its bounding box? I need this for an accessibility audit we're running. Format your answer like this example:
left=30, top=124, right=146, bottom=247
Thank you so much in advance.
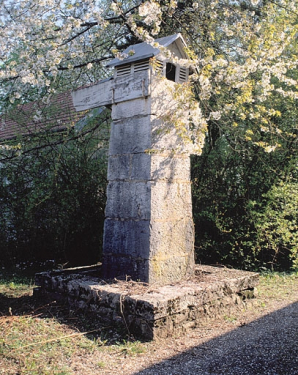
left=34, top=265, right=259, bottom=340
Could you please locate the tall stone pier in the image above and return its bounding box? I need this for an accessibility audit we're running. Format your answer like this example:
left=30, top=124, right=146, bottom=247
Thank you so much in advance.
left=73, top=34, right=196, bottom=284
left=103, top=80, right=194, bottom=284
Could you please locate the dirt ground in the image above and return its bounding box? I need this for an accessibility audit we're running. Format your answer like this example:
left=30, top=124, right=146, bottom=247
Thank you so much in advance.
left=89, top=276, right=298, bottom=375
left=1, top=272, right=298, bottom=374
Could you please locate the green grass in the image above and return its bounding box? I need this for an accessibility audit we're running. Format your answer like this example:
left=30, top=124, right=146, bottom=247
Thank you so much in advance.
left=258, top=271, right=298, bottom=301
left=0, top=270, right=297, bottom=374
left=0, top=272, right=148, bottom=374
left=0, top=314, right=98, bottom=374
left=0, top=275, right=33, bottom=298
left=114, top=340, right=146, bottom=356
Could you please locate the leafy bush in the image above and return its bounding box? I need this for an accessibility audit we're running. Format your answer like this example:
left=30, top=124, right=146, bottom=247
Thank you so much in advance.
left=251, top=182, right=298, bottom=271
left=192, top=134, right=298, bottom=271
left=0, top=120, right=108, bottom=267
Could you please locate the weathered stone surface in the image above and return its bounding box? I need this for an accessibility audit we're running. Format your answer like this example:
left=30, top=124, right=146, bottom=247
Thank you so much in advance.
left=103, top=72, right=196, bottom=284
left=150, top=181, right=192, bottom=220
left=71, top=78, right=113, bottom=111
left=149, top=218, right=194, bottom=255
left=34, top=265, right=259, bottom=340
left=111, top=97, right=151, bottom=120
left=109, top=116, right=151, bottom=155
left=103, top=218, right=150, bottom=257
left=107, top=153, right=191, bottom=182
left=71, top=71, right=150, bottom=111
left=148, top=253, right=194, bottom=285
left=102, top=254, right=149, bottom=281
left=150, top=116, right=182, bottom=152
left=113, top=71, right=150, bottom=103
left=150, top=154, right=190, bottom=181
left=107, top=153, right=152, bottom=181
left=107, top=154, right=131, bottom=180
left=105, top=181, right=151, bottom=219
left=130, top=153, right=152, bottom=180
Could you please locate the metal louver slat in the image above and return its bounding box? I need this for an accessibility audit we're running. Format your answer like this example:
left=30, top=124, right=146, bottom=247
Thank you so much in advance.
left=117, top=64, right=131, bottom=77
left=154, top=60, right=164, bottom=77
left=179, top=67, right=187, bottom=82
left=134, top=60, right=150, bottom=72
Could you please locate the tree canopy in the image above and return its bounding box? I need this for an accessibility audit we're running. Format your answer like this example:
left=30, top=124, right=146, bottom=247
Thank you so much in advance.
left=1, top=0, right=298, bottom=152
left=1, top=0, right=298, bottom=270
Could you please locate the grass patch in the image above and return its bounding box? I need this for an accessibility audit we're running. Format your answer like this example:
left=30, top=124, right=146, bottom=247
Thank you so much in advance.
left=0, top=270, right=297, bottom=374
left=113, top=340, right=147, bottom=356
left=0, top=271, right=147, bottom=374
left=258, top=271, right=298, bottom=302
left=0, top=314, right=99, bottom=374
left=0, top=276, right=34, bottom=298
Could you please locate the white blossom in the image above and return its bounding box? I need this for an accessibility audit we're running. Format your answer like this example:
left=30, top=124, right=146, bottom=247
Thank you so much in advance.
left=209, top=111, right=221, bottom=121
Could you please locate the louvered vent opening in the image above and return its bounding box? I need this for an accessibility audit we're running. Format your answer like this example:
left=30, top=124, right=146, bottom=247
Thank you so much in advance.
left=154, top=59, right=164, bottom=75
left=134, top=60, right=150, bottom=72
left=116, top=64, right=131, bottom=77
left=179, top=67, right=188, bottom=82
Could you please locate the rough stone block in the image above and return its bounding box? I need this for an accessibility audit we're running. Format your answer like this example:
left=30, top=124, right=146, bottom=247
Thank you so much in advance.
left=149, top=253, right=194, bottom=285
left=150, top=115, right=199, bottom=155
left=113, top=71, right=150, bottom=103
left=103, top=218, right=150, bottom=258
left=107, top=154, right=131, bottom=180
left=150, top=181, right=193, bottom=220
left=130, top=153, right=151, bottom=180
left=149, top=217, right=194, bottom=258
left=151, top=154, right=191, bottom=181
left=102, top=253, right=149, bottom=281
left=109, top=116, right=151, bottom=155
left=108, top=153, right=191, bottom=182
left=112, top=97, right=151, bottom=120
left=72, top=78, right=113, bottom=111
left=150, top=78, right=176, bottom=115
left=105, top=181, right=151, bottom=219
left=150, top=116, right=185, bottom=152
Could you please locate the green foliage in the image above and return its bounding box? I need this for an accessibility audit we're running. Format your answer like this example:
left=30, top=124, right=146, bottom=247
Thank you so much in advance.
left=192, top=128, right=298, bottom=271
left=189, top=23, right=298, bottom=272
left=251, top=182, right=298, bottom=271
left=0, top=114, right=109, bottom=267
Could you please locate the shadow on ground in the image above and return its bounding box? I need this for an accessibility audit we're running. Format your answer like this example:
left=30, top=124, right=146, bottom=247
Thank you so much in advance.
left=133, top=301, right=298, bottom=375
left=0, top=291, right=127, bottom=344
left=1, top=281, right=298, bottom=374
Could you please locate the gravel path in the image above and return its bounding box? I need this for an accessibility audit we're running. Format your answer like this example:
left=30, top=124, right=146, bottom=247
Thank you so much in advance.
left=133, top=301, right=298, bottom=375
left=60, top=275, right=298, bottom=375
left=76, top=276, right=298, bottom=375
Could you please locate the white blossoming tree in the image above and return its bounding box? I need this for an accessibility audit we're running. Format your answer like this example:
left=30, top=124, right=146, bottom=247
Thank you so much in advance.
left=1, top=0, right=298, bottom=269
left=0, top=0, right=297, bottom=152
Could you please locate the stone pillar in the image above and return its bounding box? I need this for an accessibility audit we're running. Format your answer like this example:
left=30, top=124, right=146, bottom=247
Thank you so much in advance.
left=102, top=71, right=195, bottom=284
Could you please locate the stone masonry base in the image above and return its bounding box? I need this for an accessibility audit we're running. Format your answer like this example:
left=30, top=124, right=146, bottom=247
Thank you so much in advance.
left=34, top=265, right=259, bottom=340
